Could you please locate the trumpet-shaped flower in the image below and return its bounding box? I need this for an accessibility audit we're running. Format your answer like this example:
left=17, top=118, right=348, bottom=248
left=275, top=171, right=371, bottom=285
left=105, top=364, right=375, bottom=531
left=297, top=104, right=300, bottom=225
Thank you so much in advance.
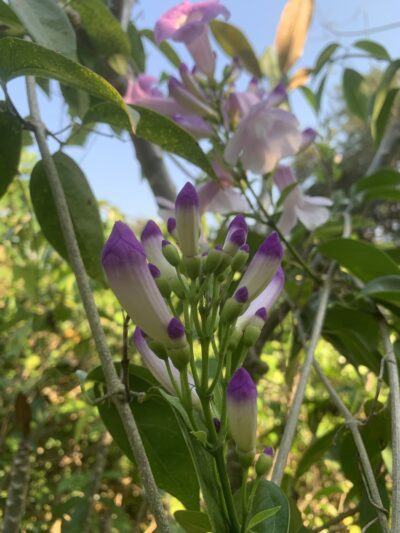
left=102, top=222, right=186, bottom=348
left=227, top=368, right=257, bottom=459
left=274, top=166, right=332, bottom=235
left=175, top=182, right=200, bottom=257
left=236, top=232, right=283, bottom=302
left=124, top=75, right=183, bottom=116
left=169, top=77, right=217, bottom=118
left=224, top=100, right=302, bottom=174
left=155, top=0, right=230, bottom=77
left=172, top=114, right=214, bottom=139
left=141, top=220, right=177, bottom=280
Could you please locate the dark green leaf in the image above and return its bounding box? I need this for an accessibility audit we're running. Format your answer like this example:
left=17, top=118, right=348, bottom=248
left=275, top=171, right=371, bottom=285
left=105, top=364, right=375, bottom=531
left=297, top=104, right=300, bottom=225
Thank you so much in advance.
left=141, top=29, right=181, bottom=69
left=0, top=38, right=138, bottom=132
left=315, top=74, right=327, bottom=111
left=130, top=105, right=215, bottom=177
left=88, top=364, right=200, bottom=511
left=83, top=102, right=132, bottom=132
left=210, top=20, right=262, bottom=78
left=295, top=427, right=341, bottom=479
left=342, top=68, right=369, bottom=121
left=128, top=23, right=145, bottom=73
left=372, top=87, right=399, bottom=145
left=353, top=40, right=391, bottom=61
left=371, top=60, right=400, bottom=140
left=361, top=275, right=400, bottom=304
left=0, top=0, right=24, bottom=35
left=246, top=480, right=290, bottom=532
left=313, top=43, right=339, bottom=74
left=0, top=102, right=22, bottom=198
left=60, top=84, right=90, bottom=119
left=9, top=0, right=77, bottom=60
left=247, top=506, right=281, bottom=530
left=355, top=169, right=400, bottom=192
left=174, top=511, right=211, bottom=533
left=69, top=0, right=130, bottom=58
left=30, top=152, right=105, bottom=284
left=299, top=86, right=317, bottom=113
left=319, top=238, right=400, bottom=282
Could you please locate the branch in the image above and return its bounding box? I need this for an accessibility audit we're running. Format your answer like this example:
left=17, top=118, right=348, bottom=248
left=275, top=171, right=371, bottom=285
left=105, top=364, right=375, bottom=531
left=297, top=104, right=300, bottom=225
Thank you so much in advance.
left=313, top=361, right=390, bottom=532
left=25, top=76, right=169, bottom=532
left=380, top=320, right=400, bottom=533
left=311, top=505, right=360, bottom=533
left=2, top=439, right=32, bottom=533
left=271, top=262, right=335, bottom=485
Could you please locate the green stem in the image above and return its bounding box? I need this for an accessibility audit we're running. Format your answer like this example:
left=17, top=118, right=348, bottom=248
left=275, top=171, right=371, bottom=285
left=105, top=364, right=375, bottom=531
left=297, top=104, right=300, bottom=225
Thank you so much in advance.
left=240, top=468, right=249, bottom=532
left=165, top=360, right=181, bottom=398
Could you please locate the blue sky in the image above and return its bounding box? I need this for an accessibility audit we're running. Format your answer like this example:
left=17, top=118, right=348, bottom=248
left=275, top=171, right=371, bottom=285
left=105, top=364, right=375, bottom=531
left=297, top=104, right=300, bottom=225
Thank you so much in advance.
left=3, top=0, right=400, bottom=220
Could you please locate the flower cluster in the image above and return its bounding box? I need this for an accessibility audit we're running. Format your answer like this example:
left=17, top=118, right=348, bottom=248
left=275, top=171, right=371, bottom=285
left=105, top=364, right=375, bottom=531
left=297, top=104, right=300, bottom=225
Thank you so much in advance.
left=124, top=0, right=331, bottom=234
left=102, top=181, right=281, bottom=465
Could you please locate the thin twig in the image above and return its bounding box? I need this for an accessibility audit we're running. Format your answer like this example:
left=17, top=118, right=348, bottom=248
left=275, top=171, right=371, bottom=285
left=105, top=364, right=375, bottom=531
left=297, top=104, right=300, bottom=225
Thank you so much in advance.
left=25, top=76, right=169, bottom=532
left=271, top=262, right=335, bottom=485
left=380, top=320, right=400, bottom=533
left=311, top=505, right=360, bottom=532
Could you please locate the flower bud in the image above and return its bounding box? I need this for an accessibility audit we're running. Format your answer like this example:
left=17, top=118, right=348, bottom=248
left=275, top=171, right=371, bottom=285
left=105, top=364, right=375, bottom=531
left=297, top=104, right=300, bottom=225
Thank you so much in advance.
left=223, top=215, right=248, bottom=256
left=255, top=447, right=274, bottom=477
left=167, top=217, right=178, bottom=240
left=182, top=255, right=201, bottom=279
left=162, top=239, right=181, bottom=267
left=203, top=247, right=223, bottom=274
left=169, top=77, right=217, bottom=118
left=141, top=220, right=177, bottom=282
left=221, top=287, right=248, bottom=324
left=175, top=182, right=200, bottom=258
left=227, top=368, right=257, bottom=467
left=231, top=244, right=249, bottom=272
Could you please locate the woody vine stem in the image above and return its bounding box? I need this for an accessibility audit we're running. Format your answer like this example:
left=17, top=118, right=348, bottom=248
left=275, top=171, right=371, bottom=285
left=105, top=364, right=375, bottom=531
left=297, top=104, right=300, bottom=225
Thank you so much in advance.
left=24, top=75, right=170, bottom=533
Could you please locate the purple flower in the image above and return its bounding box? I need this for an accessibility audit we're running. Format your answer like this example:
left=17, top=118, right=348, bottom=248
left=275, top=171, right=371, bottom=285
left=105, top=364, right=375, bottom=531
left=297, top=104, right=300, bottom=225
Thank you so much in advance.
left=236, top=267, right=284, bottom=330
left=124, top=75, right=183, bottom=116
left=102, top=222, right=185, bottom=347
left=300, top=127, right=317, bottom=151
left=179, top=62, right=207, bottom=100
left=266, top=82, right=287, bottom=107
left=141, top=220, right=177, bottom=280
left=236, top=232, right=283, bottom=302
left=227, top=368, right=257, bottom=456
left=175, top=182, right=200, bottom=257
left=274, top=166, right=332, bottom=235
left=224, top=100, right=302, bottom=174
left=173, top=114, right=214, bottom=139
left=155, top=0, right=230, bottom=77
left=134, top=327, right=199, bottom=405
left=223, top=215, right=248, bottom=256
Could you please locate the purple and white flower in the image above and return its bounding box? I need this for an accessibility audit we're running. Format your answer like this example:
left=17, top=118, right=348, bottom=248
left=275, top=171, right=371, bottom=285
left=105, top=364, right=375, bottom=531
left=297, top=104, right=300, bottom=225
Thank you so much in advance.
left=175, top=182, right=200, bottom=257
left=274, top=166, right=332, bottom=235
left=223, top=215, right=248, bottom=256
left=155, top=0, right=230, bottom=77
left=141, top=220, right=177, bottom=280
left=124, top=75, right=183, bottom=116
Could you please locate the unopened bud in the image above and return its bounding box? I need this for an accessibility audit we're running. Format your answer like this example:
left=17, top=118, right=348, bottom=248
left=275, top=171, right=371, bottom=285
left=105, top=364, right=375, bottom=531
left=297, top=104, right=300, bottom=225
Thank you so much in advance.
left=169, top=344, right=191, bottom=370
left=162, top=240, right=181, bottom=267
left=182, top=255, right=201, bottom=279
left=231, top=244, right=250, bottom=272
left=255, top=447, right=274, bottom=477
left=204, top=248, right=223, bottom=274
left=148, top=340, right=168, bottom=360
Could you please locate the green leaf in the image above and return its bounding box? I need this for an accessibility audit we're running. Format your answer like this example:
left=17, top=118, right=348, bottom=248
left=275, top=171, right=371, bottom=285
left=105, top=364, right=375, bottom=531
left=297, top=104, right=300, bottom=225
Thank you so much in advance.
left=210, top=20, right=262, bottom=78
left=174, top=511, right=211, bottom=533
left=246, top=480, right=290, bottom=532
left=0, top=0, right=24, bottom=35
left=361, top=275, right=400, bottom=304
left=88, top=364, right=200, bottom=511
left=0, top=38, right=137, bottom=132
left=295, top=427, right=340, bottom=479
left=9, top=0, right=76, bottom=60
left=371, top=60, right=400, bottom=140
left=313, top=43, right=339, bottom=74
left=69, top=0, right=130, bottom=58
left=318, top=238, right=400, bottom=282
left=342, top=68, right=369, bottom=121
left=372, top=87, right=399, bottom=144
left=0, top=102, right=22, bottom=198
left=84, top=102, right=133, bottom=132
left=259, top=46, right=281, bottom=85
left=355, top=169, right=400, bottom=192
left=30, top=152, right=105, bottom=284
left=247, top=507, right=281, bottom=530
left=130, top=105, right=215, bottom=177
left=128, top=23, right=145, bottom=73
left=299, top=86, right=317, bottom=113
left=353, top=40, right=391, bottom=61
left=141, top=29, right=181, bottom=69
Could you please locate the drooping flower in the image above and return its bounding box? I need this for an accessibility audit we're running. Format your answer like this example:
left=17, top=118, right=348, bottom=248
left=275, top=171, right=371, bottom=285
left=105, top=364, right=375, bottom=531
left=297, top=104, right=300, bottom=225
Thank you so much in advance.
left=124, top=75, right=183, bottom=116
left=155, top=0, right=230, bottom=77
left=235, top=232, right=283, bottom=302
left=102, top=222, right=187, bottom=349
left=134, top=327, right=199, bottom=405
left=236, top=267, right=284, bottom=331
left=224, top=100, right=302, bottom=174
left=227, top=368, right=258, bottom=464
left=175, top=182, right=200, bottom=257
left=273, top=166, right=332, bottom=235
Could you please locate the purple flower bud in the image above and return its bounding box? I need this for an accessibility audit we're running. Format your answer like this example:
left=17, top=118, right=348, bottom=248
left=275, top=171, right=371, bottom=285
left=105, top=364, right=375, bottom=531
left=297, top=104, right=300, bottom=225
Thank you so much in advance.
left=215, top=244, right=223, bottom=251
left=264, top=446, right=274, bottom=457
left=148, top=263, right=161, bottom=278
left=179, top=62, right=207, bottom=101
left=267, top=82, right=287, bottom=107
left=300, top=127, right=317, bottom=151
left=167, top=317, right=185, bottom=340
left=237, top=232, right=283, bottom=301
left=234, top=287, right=249, bottom=303
left=213, top=417, right=221, bottom=433
left=240, top=244, right=250, bottom=253
left=167, top=217, right=177, bottom=236
left=141, top=220, right=176, bottom=280
left=175, top=182, right=200, bottom=257
left=223, top=215, right=248, bottom=256
left=227, top=368, right=257, bottom=455
left=102, top=222, right=178, bottom=346
left=255, top=307, right=267, bottom=322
